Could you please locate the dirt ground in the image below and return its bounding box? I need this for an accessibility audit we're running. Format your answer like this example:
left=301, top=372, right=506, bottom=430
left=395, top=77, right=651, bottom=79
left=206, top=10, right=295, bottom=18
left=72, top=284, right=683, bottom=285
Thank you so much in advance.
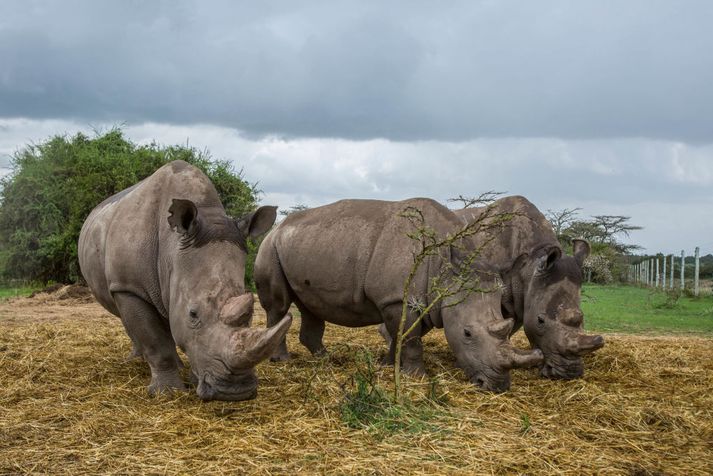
left=1, top=290, right=712, bottom=475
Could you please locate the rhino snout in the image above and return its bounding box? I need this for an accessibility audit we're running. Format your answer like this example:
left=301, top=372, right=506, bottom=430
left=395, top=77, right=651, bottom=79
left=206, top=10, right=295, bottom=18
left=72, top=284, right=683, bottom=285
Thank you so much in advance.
left=470, top=372, right=511, bottom=393
left=196, top=371, right=258, bottom=401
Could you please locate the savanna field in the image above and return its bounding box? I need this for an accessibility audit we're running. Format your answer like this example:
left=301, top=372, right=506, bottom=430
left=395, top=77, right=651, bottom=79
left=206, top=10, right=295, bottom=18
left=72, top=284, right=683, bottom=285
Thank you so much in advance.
left=1, top=284, right=711, bottom=475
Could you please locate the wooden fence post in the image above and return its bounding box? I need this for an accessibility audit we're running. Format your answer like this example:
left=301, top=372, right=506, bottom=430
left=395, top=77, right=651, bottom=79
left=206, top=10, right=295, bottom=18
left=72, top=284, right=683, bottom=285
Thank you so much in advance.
left=655, top=257, right=660, bottom=288
left=680, top=250, right=685, bottom=292
left=694, top=247, right=700, bottom=297
left=670, top=254, right=674, bottom=290
left=662, top=255, right=667, bottom=289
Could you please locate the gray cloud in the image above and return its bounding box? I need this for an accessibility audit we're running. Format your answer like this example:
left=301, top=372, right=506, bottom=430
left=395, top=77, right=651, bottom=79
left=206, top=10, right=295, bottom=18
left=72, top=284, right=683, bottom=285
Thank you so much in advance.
left=1, top=1, right=712, bottom=141
left=3, top=118, right=708, bottom=254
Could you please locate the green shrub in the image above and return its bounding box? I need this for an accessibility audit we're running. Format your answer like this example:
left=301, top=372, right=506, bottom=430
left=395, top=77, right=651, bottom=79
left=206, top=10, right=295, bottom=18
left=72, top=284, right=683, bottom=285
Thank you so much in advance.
left=0, top=129, right=260, bottom=285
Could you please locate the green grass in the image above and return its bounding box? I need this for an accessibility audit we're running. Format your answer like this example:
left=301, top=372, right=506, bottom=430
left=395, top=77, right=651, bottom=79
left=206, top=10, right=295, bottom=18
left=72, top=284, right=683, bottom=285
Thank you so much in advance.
left=582, top=284, right=713, bottom=335
left=339, top=349, right=444, bottom=436
left=0, top=284, right=42, bottom=300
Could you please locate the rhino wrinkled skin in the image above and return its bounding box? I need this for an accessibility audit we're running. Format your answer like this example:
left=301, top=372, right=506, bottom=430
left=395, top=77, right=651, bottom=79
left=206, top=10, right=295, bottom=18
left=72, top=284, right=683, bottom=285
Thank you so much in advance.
left=255, top=198, right=543, bottom=392
left=78, top=160, right=291, bottom=400
left=455, top=196, right=605, bottom=379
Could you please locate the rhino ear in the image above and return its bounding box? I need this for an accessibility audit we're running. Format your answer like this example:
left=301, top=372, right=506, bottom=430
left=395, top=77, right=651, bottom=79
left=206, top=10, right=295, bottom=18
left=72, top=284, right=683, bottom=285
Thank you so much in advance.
left=572, top=239, right=590, bottom=268
left=537, top=245, right=562, bottom=273
left=168, top=199, right=198, bottom=235
left=236, top=206, right=277, bottom=239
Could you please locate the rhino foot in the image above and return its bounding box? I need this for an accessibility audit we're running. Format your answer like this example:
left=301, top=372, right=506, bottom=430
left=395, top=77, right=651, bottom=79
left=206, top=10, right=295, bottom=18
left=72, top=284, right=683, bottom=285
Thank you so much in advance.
left=270, top=351, right=292, bottom=362
left=402, top=362, right=427, bottom=378
left=380, top=353, right=395, bottom=366
left=147, top=370, right=186, bottom=396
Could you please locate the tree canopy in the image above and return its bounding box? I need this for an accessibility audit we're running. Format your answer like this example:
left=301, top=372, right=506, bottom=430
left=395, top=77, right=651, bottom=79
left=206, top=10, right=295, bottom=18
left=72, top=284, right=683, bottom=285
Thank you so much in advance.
left=0, top=129, right=259, bottom=284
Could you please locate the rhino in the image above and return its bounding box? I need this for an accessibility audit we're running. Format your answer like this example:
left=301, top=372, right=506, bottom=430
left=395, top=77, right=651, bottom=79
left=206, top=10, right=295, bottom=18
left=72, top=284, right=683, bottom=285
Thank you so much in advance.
left=254, top=198, right=543, bottom=392
left=78, top=160, right=291, bottom=401
left=453, top=196, right=605, bottom=379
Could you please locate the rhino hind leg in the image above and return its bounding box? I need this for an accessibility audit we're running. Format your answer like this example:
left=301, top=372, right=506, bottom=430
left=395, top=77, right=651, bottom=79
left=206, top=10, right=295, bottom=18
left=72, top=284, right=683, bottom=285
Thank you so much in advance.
left=258, top=292, right=292, bottom=361
left=255, top=247, right=294, bottom=362
left=113, top=292, right=186, bottom=395
left=296, top=305, right=326, bottom=356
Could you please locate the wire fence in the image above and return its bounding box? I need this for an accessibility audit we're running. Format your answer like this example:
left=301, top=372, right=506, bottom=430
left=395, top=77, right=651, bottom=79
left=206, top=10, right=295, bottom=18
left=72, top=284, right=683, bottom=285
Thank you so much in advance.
left=627, top=247, right=708, bottom=296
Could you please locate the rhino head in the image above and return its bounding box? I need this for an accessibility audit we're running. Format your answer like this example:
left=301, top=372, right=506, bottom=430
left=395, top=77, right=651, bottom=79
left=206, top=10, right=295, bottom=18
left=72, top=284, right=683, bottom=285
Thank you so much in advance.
left=166, top=199, right=291, bottom=401
left=441, top=287, right=544, bottom=393
left=515, top=240, right=604, bottom=379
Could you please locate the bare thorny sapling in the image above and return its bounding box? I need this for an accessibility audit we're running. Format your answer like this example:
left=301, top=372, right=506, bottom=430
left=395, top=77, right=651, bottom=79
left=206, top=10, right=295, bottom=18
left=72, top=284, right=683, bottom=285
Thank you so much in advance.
left=393, top=200, right=516, bottom=400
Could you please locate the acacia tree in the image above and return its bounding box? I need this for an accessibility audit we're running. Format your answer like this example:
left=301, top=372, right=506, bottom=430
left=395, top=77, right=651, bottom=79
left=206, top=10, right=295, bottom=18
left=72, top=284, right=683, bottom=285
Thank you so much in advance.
left=547, top=209, right=642, bottom=283
left=279, top=204, right=310, bottom=216
left=546, top=207, right=582, bottom=238
left=447, top=191, right=505, bottom=209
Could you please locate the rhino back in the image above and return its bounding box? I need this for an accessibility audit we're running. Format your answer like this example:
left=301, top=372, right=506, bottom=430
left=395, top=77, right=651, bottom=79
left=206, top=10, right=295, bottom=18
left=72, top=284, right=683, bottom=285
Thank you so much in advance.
left=269, top=198, right=460, bottom=326
left=454, top=195, right=558, bottom=272
left=78, top=160, right=222, bottom=318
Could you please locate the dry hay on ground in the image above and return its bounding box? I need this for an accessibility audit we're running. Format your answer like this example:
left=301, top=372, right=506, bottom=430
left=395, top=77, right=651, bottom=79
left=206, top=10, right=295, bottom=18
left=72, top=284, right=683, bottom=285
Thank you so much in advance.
left=1, top=292, right=712, bottom=475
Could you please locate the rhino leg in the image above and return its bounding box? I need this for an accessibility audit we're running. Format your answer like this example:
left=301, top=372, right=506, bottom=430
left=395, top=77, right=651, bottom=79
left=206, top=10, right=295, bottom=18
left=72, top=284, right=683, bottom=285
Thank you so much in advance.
left=255, top=244, right=294, bottom=362
left=378, top=323, right=393, bottom=348
left=124, top=341, right=143, bottom=362
left=113, top=292, right=186, bottom=395
left=297, top=305, right=326, bottom=356
left=382, top=305, right=427, bottom=377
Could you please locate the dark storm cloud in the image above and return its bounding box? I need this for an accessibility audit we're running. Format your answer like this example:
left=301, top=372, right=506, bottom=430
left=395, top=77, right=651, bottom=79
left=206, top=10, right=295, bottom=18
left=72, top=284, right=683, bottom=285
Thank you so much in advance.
left=1, top=1, right=712, bottom=141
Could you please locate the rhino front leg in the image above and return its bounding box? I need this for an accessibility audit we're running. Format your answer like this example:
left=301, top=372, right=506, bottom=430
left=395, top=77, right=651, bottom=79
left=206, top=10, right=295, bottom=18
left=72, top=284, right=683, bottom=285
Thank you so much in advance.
left=297, top=306, right=326, bottom=356
left=113, top=292, right=186, bottom=395
left=382, top=305, right=427, bottom=377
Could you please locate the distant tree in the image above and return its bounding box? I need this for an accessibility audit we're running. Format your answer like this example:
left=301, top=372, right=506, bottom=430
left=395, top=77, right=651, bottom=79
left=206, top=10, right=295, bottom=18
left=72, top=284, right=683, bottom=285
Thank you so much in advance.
left=279, top=204, right=310, bottom=216
left=447, top=191, right=505, bottom=209
left=0, top=129, right=260, bottom=285
left=590, top=215, right=643, bottom=247
left=545, top=207, right=581, bottom=238
left=563, top=220, right=604, bottom=244
left=547, top=210, right=643, bottom=283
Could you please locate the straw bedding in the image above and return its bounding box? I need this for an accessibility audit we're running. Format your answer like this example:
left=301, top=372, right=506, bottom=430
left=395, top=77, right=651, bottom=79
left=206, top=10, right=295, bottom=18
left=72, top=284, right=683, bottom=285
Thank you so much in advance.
left=1, top=288, right=711, bottom=475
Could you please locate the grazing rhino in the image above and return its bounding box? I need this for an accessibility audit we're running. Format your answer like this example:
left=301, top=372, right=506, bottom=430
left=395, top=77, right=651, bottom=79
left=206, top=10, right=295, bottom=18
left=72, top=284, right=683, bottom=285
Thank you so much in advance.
left=78, top=160, right=291, bottom=401
left=454, top=195, right=604, bottom=379
left=254, top=198, right=543, bottom=393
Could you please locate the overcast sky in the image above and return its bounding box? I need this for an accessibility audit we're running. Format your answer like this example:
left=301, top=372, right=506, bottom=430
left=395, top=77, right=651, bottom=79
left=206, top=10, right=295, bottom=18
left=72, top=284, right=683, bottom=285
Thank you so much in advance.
left=1, top=1, right=712, bottom=254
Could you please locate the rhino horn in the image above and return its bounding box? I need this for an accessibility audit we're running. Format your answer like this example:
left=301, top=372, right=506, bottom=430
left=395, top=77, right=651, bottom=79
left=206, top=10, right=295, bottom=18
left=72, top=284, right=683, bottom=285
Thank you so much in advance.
left=229, top=313, right=293, bottom=369
left=487, top=318, right=515, bottom=339
left=219, top=293, right=254, bottom=327
left=500, top=346, right=544, bottom=370
left=572, top=333, right=605, bottom=356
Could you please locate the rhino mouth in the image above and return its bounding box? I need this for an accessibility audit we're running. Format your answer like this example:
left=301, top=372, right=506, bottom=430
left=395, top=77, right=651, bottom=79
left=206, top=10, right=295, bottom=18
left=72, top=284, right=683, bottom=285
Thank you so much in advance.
left=196, top=372, right=258, bottom=401
left=540, top=355, right=584, bottom=380
left=468, top=369, right=511, bottom=393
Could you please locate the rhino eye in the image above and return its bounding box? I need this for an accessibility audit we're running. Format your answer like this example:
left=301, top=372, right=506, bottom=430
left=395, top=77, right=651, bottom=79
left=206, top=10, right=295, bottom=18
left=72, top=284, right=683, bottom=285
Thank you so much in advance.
left=537, top=315, right=545, bottom=325
left=463, top=329, right=472, bottom=338
left=189, top=309, right=198, bottom=320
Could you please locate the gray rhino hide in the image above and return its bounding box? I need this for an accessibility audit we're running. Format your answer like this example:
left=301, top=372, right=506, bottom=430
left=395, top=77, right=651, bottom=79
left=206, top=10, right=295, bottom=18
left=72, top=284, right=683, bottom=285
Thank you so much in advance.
left=455, top=195, right=604, bottom=379
left=78, top=160, right=289, bottom=400
left=255, top=198, right=542, bottom=392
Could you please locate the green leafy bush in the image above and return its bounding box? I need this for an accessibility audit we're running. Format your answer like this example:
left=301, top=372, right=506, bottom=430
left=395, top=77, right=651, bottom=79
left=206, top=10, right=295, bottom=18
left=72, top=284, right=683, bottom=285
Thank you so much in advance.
left=0, top=129, right=260, bottom=285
